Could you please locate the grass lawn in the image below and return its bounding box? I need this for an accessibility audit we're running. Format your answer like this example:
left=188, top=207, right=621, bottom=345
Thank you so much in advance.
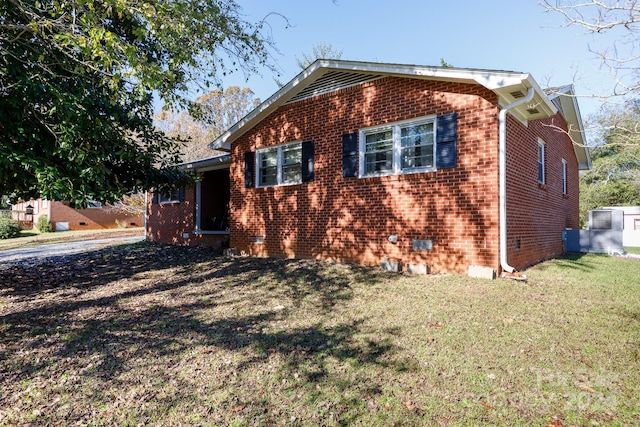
left=0, top=227, right=144, bottom=252
left=625, top=247, right=640, bottom=255
left=1, top=244, right=639, bottom=426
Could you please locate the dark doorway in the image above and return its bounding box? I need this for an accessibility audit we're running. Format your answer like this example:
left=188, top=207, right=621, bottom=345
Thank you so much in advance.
left=200, top=169, right=230, bottom=231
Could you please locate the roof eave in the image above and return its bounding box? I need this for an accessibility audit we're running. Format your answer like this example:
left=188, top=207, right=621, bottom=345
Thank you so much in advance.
left=551, top=85, right=591, bottom=170
left=179, top=154, right=230, bottom=172
left=210, top=60, right=560, bottom=149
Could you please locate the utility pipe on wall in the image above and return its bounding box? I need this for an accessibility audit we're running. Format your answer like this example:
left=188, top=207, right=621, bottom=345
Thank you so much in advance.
left=499, top=87, right=535, bottom=273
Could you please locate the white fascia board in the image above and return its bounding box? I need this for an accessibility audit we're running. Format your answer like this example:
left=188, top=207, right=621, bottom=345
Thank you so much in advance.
left=180, top=154, right=230, bottom=172
left=211, top=61, right=330, bottom=150
left=210, top=59, right=556, bottom=150
left=547, top=85, right=591, bottom=170
left=315, top=59, right=531, bottom=89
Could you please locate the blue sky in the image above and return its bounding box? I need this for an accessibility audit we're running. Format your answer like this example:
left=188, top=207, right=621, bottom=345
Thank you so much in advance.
left=217, top=0, right=616, bottom=119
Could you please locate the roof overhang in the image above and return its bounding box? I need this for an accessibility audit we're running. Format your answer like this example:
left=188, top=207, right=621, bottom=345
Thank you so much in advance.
left=180, top=153, right=230, bottom=172
left=210, top=60, right=587, bottom=170
left=546, top=85, right=591, bottom=170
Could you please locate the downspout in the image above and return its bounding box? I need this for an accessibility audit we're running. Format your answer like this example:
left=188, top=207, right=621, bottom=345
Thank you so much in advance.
left=499, top=87, right=534, bottom=273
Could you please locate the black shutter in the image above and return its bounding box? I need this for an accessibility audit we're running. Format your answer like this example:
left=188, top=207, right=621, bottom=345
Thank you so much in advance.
left=342, top=132, right=358, bottom=178
left=151, top=193, right=158, bottom=204
left=301, top=140, right=314, bottom=182
left=244, top=151, right=255, bottom=188
left=436, top=113, right=457, bottom=169
left=178, top=187, right=185, bottom=202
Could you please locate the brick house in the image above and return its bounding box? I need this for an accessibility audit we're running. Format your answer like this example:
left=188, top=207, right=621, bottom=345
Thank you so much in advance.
left=12, top=199, right=142, bottom=231
left=147, top=60, right=590, bottom=275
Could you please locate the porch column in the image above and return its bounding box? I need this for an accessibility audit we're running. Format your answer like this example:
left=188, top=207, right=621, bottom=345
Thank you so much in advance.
left=195, top=180, right=201, bottom=232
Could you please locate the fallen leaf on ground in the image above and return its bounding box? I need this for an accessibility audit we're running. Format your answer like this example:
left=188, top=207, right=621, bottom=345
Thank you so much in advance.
left=578, top=384, right=596, bottom=393
left=481, top=401, right=495, bottom=410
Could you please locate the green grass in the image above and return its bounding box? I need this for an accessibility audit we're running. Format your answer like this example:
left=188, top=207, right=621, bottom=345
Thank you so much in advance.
left=1, top=244, right=639, bottom=426
left=625, top=246, right=640, bottom=255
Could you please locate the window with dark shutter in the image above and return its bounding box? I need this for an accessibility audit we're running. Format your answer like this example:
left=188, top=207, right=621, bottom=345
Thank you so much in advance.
left=342, top=132, right=358, bottom=178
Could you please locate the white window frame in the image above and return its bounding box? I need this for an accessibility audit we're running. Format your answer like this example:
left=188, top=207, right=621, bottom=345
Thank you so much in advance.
left=561, top=158, right=567, bottom=195
left=537, top=139, right=545, bottom=185
left=256, top=141, right=303, bottom=187
left=87, top=200, right=102, bottom=209
left=158, top=190, right=180, bottom=204
left=359, top=115, right=436, bottom=178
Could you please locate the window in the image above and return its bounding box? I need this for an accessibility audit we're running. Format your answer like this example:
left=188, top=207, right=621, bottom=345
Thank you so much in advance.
left=158, top=189, right=181, bottom=204
left=87, top=200, right=102, bottom=209
left=42, top=199, right=49, bottom=209
left=591, top=210, right=612, bottom=230
left=537, top=139, right=545, bottom=184
left=635, top=218, right=640, bottom=231
left=561, top=158, right=567, bottom=195
left=360, top=117, right=435, bottom=177
left=257, top=142, right=302, bottom=187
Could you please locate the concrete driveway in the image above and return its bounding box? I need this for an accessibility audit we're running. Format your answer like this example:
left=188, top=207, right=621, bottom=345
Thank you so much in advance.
left=0, top=235, right=145, bottom=263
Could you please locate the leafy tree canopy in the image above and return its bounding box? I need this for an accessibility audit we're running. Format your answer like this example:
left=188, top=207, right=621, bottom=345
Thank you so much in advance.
left=155, top=86, right=260, bottom=163
left=580, top=101, right=640, bottom=224
left=1, top=0, right=276, bottom=207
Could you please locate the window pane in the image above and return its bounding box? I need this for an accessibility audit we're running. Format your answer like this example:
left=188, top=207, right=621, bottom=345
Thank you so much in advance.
left=364, top=130, right=393, bottom=175
left=283, top=164, right=301, bottom=183
left=400, top=123, right=433, bottom=147
left=400, top=122, right=434, bottom=170
left=282, top=144, right=302, bottom=183
left=402, top=146, right=433, bottom=169
left=537, top=143, right=545, bottom=183
left=283, top=144, right=302, bottom=166
left=260, top=150, right=277, bottom=167
left=260, top=167, right=277, bottom=185
left=259, top=150, right=278, bottom=186
left=365, top=151, right=393, bottom=174
left=365, top=130, right=393, bottom=152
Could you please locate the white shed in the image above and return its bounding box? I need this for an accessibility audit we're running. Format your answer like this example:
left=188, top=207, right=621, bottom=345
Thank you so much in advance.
left=603, top=206, right=640, bottom=248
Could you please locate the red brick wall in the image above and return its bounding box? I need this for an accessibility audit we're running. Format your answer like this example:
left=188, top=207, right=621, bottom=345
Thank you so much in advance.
left=229, top=77, right=503, bottom=273
left=48, top=201, right=142, bottom=230
left=146, top=188, right=228, bottom=248
left=504, top=114, right=580, bottom=270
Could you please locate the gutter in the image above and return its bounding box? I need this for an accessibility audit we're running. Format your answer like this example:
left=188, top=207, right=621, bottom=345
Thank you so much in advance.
left=499, top=87, right=535, bottom=273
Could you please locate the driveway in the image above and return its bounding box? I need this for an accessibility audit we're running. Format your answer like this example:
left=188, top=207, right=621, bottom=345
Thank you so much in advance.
left=0, top=235, right=145, bottom=263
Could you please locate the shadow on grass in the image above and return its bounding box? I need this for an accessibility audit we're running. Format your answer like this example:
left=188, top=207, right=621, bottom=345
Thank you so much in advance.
left=18, top=231, right=39, bottom=238
left=1, top=242, right=403, bottom=423
left=534, top=252, right=597, bottom=272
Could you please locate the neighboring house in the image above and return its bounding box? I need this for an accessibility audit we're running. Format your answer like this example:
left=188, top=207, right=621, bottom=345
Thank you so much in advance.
left=147, top=60, right=590, bottom=275
left=12, top=199, right=142, bottom=231
left=602, top=206, right=640, bottom=247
